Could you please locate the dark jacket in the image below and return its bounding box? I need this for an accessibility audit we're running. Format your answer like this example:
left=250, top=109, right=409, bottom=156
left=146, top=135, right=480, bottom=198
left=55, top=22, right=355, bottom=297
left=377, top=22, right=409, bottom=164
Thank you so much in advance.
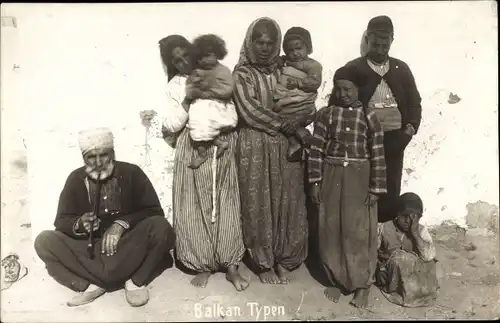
left=54, top=161, right=164, bottom=239
left=337, top=57, right=422, bottom=133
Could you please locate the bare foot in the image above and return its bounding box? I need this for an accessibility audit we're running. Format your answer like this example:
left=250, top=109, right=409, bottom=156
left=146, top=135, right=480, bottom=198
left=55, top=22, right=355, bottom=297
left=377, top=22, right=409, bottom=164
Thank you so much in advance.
left=324, top=287, right=342, bottom=303
left=190, top=272, right=211, bottom=288
left=349, top=288, right=371, bottom=308
left=275, top=264, right=292, bottom=284
left=226, top=265, right=249, bottom=291
left=189, top=155, right=209, bottom=169
left=216, top=141, right=229, bottom=158
left=259, top=269, right=281, bottom=284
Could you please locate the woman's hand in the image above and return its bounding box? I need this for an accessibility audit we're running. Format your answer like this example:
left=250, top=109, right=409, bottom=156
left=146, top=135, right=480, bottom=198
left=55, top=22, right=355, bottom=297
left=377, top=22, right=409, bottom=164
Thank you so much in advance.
left=286, top=78, right=299, bottom=90
left=365, top=192, right=379, bottom=207
left=186, top=87, right=204, bottom=100
left=280, top=119, right=300, bottom=136
left=310, top=183, right=321, bottom=204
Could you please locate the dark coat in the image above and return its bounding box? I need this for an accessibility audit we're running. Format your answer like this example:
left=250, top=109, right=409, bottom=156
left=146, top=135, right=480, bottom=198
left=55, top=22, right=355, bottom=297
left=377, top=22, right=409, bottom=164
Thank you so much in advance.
left=335, top=56, right=422, bottom=133
left=54, top=161, right=164, bottom=239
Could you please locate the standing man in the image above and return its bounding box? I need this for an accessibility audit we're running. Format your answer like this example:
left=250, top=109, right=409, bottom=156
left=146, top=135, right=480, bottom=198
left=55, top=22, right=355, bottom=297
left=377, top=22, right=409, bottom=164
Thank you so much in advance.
left=34, top=127, right=175, bottom=307
left=340, top=15, right=422, bottom=223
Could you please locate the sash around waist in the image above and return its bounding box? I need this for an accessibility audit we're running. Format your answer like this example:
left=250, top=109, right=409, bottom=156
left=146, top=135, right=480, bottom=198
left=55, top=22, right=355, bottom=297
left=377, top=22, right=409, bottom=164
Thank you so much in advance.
left=324, top=156, right=370, bottom=166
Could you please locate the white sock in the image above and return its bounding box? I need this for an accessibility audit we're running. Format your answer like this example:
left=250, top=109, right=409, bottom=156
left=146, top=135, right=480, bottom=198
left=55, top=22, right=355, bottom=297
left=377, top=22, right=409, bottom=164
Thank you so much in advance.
left=125, top=279, right=142, bottom=290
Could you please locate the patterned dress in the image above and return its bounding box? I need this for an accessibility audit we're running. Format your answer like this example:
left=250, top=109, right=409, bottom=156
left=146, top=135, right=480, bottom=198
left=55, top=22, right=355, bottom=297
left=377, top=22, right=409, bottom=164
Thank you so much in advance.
left=233, top=17, right=312, bottom=271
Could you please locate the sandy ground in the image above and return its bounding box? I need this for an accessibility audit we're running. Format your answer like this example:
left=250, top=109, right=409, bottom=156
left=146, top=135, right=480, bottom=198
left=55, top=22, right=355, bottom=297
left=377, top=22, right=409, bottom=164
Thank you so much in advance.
left=1, top=151, right=499, bottom=322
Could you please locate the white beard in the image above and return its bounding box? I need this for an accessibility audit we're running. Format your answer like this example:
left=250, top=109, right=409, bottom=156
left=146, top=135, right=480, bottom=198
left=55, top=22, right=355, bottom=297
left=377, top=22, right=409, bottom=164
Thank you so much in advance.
left=85, top=161, right=115, bottom=181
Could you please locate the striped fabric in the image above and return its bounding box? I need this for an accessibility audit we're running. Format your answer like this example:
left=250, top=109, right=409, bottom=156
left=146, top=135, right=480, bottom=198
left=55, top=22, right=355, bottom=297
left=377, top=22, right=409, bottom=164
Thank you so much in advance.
left=172, top=128, right=245, bottom=272
left=232, top=17, right=309, bottom=271
left=233, top=66, right=310, bottom=270
left=308, top=102, right=387, bottom=194
left=367, top=59, right=402, bottom=131
left=233, top=65, right=284, bottom=135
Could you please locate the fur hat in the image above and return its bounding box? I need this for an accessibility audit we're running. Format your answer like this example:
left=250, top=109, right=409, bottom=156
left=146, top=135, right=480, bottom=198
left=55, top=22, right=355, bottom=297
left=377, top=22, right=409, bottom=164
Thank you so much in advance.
left=367, top=15, right=394, bottom=38
left=78, top=127, right=114, bottom=156
left=333, top=65, right=366, bottom=88
left=283, top=26, right=313, bottom=54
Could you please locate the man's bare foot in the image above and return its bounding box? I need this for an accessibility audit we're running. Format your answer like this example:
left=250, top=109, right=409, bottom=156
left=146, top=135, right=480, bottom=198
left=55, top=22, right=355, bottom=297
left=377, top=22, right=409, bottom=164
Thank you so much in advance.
left=259, top=269, right=281, bottom=284
left=324, top=287, right=342, bottom=303
left=189, top=155, right=209, bottom=169
left=275, top=264, right=292, bottom=284
left=349, top=287, right=371, bottom=308
left=190, top=272, right=211, bottom=288
left=66, top=284, right=106, bottom=307
left=226, top=265, right=249, bottom=291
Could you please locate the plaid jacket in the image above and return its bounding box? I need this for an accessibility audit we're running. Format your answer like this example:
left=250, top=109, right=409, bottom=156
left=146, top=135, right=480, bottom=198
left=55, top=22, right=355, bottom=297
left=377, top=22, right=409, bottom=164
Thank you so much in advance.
left=308, top=100, right=387, bottom=194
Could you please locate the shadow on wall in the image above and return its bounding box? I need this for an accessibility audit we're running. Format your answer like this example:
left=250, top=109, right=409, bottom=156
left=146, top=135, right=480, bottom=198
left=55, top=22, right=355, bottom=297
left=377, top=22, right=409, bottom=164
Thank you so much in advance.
left=12, top=156, right=28, bottom=174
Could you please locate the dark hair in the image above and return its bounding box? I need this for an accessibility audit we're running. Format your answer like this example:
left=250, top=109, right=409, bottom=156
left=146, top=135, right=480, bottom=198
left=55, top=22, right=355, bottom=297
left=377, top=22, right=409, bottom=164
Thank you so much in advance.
left=251, top=19, right=278, bottom=42
left=158, top=35, right=193, bottom=81
left=192, top=34, right=228, bottom=62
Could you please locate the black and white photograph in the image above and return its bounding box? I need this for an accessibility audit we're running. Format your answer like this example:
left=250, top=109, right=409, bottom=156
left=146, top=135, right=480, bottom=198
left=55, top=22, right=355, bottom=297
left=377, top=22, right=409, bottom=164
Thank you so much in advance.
left=1, top=1, right=498, bottom=321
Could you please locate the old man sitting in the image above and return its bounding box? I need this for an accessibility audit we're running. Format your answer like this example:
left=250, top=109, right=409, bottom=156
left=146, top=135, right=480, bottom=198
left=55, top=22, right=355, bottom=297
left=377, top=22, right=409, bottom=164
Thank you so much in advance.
left=34, top=127, right=175, bottom=307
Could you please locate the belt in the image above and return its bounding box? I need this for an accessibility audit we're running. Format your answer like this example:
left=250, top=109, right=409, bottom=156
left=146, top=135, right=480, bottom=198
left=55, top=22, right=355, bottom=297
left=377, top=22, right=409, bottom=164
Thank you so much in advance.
left=324, top=156, right=369, bottom=167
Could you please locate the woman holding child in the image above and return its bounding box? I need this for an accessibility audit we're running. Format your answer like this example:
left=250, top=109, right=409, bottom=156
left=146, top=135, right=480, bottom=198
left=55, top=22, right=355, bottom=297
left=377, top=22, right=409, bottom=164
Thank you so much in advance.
left=159, top=34, right=248, bottom=291
left=233, top=17, right=316, bottom=284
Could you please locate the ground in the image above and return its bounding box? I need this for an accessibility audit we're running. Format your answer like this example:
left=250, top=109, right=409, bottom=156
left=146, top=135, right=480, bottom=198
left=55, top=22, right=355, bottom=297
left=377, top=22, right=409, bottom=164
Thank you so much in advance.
left=1, top=152, right=499, bottom=322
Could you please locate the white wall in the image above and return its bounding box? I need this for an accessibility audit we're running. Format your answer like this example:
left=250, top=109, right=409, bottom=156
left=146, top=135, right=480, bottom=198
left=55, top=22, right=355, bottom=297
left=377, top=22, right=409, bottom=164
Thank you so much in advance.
left=1, top=2, right=498, bottom=242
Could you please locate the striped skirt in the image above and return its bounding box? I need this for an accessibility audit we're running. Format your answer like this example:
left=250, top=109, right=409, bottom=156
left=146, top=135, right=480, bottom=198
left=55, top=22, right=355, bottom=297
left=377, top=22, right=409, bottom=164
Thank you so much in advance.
left=318, top=158, right=378, bottom=292
left=172, top=127, right=245, bottom=272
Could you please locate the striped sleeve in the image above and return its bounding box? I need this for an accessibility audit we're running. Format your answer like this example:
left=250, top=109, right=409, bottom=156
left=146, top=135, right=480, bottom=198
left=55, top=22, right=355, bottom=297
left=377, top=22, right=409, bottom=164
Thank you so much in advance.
left=366, top=109, right=387, bottom=194
left=308, top=107, right=330, bottom=184
left=233, top=66, right=283, bottom=136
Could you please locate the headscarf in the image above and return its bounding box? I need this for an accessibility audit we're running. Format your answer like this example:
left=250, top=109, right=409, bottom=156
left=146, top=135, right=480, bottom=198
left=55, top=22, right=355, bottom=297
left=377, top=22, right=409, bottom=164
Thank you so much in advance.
left=396, top=192, right=424, bottom=216
left=283, top=26, right=313, bottom=54
left=158, top=35, right=193, bottom=81
left=78, top=127, right=114, bottom=156
left=235, top=17, right=282, bottom=74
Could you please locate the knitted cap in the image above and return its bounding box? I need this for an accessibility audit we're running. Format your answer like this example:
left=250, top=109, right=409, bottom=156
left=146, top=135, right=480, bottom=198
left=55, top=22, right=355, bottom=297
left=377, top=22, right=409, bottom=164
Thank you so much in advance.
left=333, top=65, right=366, bottom=88
left=283, top=26, right=313, bottom=54
left=397, top=192, right=424, bottom=216
left=367, top=15, right=394, bottom=38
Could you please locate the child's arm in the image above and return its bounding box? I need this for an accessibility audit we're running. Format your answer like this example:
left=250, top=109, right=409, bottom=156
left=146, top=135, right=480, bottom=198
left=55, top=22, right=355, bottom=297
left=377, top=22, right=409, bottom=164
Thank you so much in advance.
left=377, top=223, right=389, bottom=261
left=308, top=108, right=331, bottom=185
left=366, top=109, right=387, bottom=195
left=411, top=223, right=437, bottom=262
left=297, top=59, right=323, bottom=93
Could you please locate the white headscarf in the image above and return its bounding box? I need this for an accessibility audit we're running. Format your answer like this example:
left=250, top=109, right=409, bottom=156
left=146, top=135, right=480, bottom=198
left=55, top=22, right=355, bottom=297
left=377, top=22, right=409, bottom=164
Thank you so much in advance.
left=77, top=127, right=114, bottom=156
